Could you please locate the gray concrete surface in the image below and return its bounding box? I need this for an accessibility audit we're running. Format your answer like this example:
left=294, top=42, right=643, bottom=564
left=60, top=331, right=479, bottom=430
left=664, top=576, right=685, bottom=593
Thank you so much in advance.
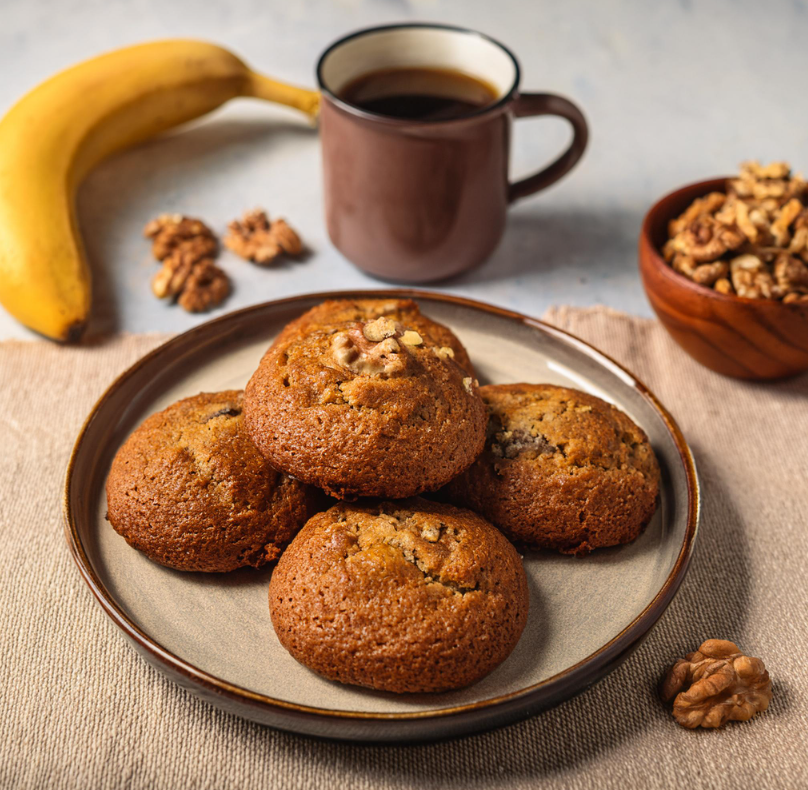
left=1, top=0, right=806, bottom=339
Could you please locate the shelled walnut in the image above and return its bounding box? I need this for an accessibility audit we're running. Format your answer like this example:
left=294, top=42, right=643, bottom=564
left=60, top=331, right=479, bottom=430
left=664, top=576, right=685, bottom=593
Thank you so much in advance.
left=224, top=209, right=303, bottom=265
left=331, top=326, right=409, bottom=377
left=330, top=319, right=439, bottom=377
left=144, top=208, right=305, bottom=313
left=144, top=214, right=230, bottom=313
left=177, top=260, right=230, bottom=313
left=143, top=214, right=218, bottom=261
left=660, top=639, right=772, bottom=729
left=663, top=162, right=808, bottom=302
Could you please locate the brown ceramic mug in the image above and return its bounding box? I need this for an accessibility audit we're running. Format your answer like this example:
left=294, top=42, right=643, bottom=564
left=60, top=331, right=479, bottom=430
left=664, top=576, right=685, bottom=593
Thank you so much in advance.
left=316, top=23, right=588, bottom=283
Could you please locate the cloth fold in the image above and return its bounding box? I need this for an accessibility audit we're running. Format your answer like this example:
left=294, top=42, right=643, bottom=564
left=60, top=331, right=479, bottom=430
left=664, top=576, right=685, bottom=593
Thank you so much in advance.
left=0, top=308, right=805, bottom=790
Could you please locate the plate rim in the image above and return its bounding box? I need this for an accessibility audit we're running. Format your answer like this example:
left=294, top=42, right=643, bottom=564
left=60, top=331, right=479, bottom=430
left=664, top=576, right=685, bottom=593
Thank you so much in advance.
left=62, top=289, right=700, bottom=735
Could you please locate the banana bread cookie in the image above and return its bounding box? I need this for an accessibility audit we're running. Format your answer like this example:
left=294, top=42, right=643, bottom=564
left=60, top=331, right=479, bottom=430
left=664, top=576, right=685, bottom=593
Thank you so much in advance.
left=106, top=390, right=323, bottom=572
left=243, top=299, right=487, bottom=499
left=268, top=499, right=529, bottom=693
left=444, top=383, right=661, bottom=556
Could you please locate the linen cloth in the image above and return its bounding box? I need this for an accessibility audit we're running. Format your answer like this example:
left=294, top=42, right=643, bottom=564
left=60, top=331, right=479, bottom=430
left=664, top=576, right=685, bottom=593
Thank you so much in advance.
left=0, top=307, right=806, bottom=790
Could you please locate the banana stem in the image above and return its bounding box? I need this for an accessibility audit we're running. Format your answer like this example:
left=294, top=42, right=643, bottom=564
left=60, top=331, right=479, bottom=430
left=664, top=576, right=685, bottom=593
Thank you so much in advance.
left=243, top=72, right=321, bottom=122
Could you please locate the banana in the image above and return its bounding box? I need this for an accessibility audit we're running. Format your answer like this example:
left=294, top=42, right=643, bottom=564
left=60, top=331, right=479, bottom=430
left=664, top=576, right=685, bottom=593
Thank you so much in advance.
left=0, top=39, right=320, bottom=341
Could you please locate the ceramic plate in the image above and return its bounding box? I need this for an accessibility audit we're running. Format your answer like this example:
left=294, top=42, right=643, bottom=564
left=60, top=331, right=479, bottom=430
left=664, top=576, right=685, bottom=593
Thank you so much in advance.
left=63, top=290, right=699, bottom=742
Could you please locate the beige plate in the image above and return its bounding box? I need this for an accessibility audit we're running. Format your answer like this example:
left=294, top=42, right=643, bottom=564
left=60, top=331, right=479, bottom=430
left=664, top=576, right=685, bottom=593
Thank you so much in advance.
left=63, top=290, right=699, bottom=742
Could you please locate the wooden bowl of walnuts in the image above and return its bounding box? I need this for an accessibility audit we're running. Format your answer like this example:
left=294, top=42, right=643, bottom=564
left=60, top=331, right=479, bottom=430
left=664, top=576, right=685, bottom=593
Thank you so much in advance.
left=639, top=162, right=808, bottom=380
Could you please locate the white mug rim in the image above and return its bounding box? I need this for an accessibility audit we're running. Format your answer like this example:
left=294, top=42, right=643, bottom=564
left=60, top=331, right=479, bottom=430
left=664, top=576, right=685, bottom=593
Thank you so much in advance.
left=315, top=22, right=522, bottom=125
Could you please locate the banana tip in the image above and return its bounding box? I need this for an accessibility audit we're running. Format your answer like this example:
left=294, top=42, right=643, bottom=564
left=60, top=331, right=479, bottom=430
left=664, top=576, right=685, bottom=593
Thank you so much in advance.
left=64, top=321, right=87, bottom=344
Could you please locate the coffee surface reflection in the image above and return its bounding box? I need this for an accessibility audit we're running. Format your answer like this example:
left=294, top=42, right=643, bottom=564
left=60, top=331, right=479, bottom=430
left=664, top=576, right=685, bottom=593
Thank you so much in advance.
left=340, top=67, right=499, bottom=121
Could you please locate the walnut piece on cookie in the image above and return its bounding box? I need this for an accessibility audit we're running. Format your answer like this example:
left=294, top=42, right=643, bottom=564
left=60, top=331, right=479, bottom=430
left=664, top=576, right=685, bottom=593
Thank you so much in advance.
left=331, top=329, right=409, bottom=377
left=243, top=299, right=485, bottom=499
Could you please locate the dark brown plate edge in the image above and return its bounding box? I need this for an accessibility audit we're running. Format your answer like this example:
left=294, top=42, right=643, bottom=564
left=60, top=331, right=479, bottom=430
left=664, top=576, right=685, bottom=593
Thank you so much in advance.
left=62, top=288, right=700, bottom=742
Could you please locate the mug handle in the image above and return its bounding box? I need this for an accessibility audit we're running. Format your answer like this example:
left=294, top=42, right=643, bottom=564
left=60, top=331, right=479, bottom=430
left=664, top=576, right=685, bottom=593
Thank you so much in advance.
left=508, top=93, right=589, bottom=203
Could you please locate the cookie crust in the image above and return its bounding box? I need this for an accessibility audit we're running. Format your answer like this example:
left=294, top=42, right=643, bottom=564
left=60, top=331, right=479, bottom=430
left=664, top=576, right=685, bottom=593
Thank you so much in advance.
left=244, top=299, right=487, bottom=499
left=445, top=383, right=661, bottom=555
left=106, top=390, right=322, bottom=572
left=268, top=499, right=529, bottom=693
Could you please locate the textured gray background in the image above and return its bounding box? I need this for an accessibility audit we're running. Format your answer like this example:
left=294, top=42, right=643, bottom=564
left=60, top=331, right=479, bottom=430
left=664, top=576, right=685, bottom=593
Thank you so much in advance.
left=1, top=0, right=807, bottom=339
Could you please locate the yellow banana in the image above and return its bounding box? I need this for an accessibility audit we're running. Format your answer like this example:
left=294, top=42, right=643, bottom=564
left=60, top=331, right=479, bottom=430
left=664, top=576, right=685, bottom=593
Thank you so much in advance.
left=0, top=39, right=320, bottom=341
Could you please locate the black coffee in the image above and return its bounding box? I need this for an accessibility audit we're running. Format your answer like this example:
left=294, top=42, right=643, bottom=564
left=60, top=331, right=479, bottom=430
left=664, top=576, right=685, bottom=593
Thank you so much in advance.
left=339, top=67, right=499, bottom=121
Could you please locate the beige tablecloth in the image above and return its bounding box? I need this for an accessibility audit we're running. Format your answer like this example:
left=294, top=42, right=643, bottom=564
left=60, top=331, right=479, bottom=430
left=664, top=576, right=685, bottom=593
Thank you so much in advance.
left=1, top=307, right=806, bottom=790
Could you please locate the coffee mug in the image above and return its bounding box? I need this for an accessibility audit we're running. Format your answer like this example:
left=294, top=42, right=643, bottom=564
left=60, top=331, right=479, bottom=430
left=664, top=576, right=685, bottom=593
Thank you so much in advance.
left=316, top=23, right=588, bottom=283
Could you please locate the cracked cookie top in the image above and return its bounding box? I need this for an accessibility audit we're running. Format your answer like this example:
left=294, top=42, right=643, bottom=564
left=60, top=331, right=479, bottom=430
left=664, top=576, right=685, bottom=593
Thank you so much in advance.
left=482, top=383, right=657, bottom=475
left=445, top=384, right=661, bottom=556
left=243, top=299, right=487, bottom=499
left=268, top=498, right=529, bottom=693
left=106, top=390, right=323, bottom=573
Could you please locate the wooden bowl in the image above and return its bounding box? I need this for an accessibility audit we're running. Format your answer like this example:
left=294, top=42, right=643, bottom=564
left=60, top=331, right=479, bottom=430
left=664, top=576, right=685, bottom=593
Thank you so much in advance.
left=639, top=177, right=808, bottom=379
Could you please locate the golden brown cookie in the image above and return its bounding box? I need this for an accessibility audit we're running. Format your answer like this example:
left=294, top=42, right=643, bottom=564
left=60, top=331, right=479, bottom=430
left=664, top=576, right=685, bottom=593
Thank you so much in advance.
left=268, top=499, right=529, bottom=693
left=243, top=299, right=487, bottom=499
left=106, top=390, right=323, bottom=572
left=445, top=383, right=661, bottom=555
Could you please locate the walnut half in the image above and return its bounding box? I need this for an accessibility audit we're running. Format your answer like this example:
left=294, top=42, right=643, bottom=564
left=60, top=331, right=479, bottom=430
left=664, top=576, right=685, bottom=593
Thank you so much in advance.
left=660, top=639, right=772, bottom=729
left=143, top=214, right=217, bottom=261
left=176, top=260, right=230, bottom=313
left=331, top=326, right=408, bottom=377
left=146, top=212, right=230, bottom=313
left=328, top=314, right=441, bottom=376
left=224, top=209, right=303, bottom=265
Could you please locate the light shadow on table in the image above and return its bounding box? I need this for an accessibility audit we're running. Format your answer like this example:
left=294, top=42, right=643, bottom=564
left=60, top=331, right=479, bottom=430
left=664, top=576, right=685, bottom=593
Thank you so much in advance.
left=74, top=118, right=317, bottom=341
left=737, top=370, right=808, bottom=403
left=449, top=207, right=642, bottom=287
